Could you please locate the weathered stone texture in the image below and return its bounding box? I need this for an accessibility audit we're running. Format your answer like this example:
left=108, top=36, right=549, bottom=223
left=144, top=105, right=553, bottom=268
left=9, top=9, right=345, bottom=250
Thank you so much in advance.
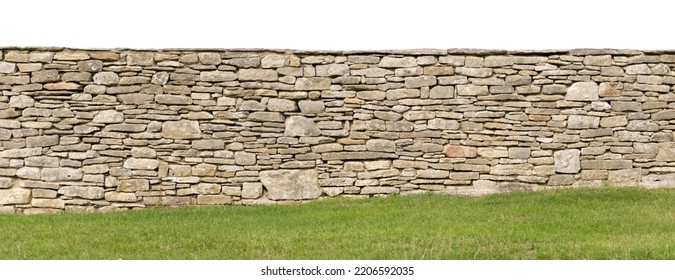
left=1, top=47, right=675, bottom=213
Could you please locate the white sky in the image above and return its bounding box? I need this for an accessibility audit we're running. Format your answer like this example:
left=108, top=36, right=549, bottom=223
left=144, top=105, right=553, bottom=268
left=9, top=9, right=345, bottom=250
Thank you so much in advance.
left=2, top=0, right=674, bottom=51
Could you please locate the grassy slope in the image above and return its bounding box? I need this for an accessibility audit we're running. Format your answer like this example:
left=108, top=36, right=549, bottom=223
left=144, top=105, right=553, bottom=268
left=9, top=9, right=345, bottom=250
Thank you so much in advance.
left=0, top=187, right=673, bottom=259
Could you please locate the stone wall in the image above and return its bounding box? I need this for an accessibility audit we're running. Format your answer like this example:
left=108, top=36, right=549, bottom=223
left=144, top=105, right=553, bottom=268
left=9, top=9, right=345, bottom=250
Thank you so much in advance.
left=1, top=47, right=675, bottom=214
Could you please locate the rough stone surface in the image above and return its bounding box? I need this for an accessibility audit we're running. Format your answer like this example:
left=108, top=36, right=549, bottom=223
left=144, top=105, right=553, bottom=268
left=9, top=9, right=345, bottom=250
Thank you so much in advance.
left=259, top=169, right=321, bottom=200
left=1, top=47, right=675, bottom=213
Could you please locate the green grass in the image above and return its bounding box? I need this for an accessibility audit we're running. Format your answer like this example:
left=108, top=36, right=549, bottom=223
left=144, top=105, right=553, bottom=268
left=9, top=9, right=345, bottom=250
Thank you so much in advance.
left=0, top=187, right=673, bottom=259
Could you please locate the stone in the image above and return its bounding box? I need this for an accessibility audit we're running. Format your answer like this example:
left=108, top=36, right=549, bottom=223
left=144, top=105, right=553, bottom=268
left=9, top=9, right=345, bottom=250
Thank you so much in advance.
left=567, top=115, right=600, bottom=129
left=192, top=164, right=217, bottom=176
left=366, top=139, right=396, bottom=152
left=259, top=169, right=321, bottom=200
left=0, top=62, right=16, bottom=73
left=405, top=76, right=436, bottom=88
left=242, top=182, right=263, bottom=199
left=192, top=139, right=225, bottom=150
left=41, top=168, right=83, bottom=181
left=566, top=82, right=598, bottom=101
left=455, top=67, right=492, bottom=77
left=429, top=86, right=454, bottom=99
left=284, top=116, right=321, bottom=136
left=319, top=178, right=355, bottom=187
left=93, top=72, right=119, bottom=85
left=127, top=52, right=154, bottom=66
left=124, top=158, right=160, bottom=170
left=267, top=98, right=297, bottom=112
left=78, top=60, right=103, bottom=72
left=0, top=188, right=31, bottom=204
left=26, top=135, right=59, bottom=147
left=0, top=147, right=42, bottom=158
left=509, top=147, right=531, bottom=159
left=105, top=192, right=138, bottom=202
left=477, top=148, right=509, bottom=158
left=249, top=112, right=285, bottom=122
left=611, top=101, right=641, bottom=112
left=378, top=57, right=417, bottom=68
left=311, top=143, right=343, bottom=153
left=0, top=177, right=12, bottom=189
left=118, top=179, right=150, bottom=192
left=200, top=71, right=237, bottom=82
left=161, top=120, right=202, bottom=140
left=427, top=118, right=459, bottom=130
left=322, top=152, right=398, bottom=161
left=198, top=53, right=221, bottom=65
left=580, top=160, right=632, bottom=170
left=295, top=78, right=331, bottom=90
left=443, top=145, right=477, bottom=158
left=155, top=95, right=193, bottom=105
left=356, top=91, right=385, bottom=100
left=316, top=64, right=350, bottom=76
left=152, top=72, right=170, bottom=85
left=197, top=195, right=232, bottom=205
left=58, top=186, right=104, bottom=200
left=583, top=55, right=612, bottom=66
left=8, top=95, right=35, bottom=108
left=417, top=169, right=449, bottom=179
left=234, top=151, right=256, bottom=166
left=261, top=54, right=288, bottom=68
left=31, top=70, right=60, bottom=83
left=457, top=84, right=489, bottom=96
left=54, top=51, right=89, bottom=61
left=298, top=100, right=325, bottom=114
left=238, top=69, right=278, bottom=81
left=93, top=110, right=124, bottom=123
left=554, top=149, right=581, bottom=174
left=361, top=187, right=399, bottom=195
left=608, top=169, right=641, bottom=184
left=652, top=110, right=675, bottom=120
left=17, top=167, right=41, bottom=180
left=44, top=82, right=81, bottom=90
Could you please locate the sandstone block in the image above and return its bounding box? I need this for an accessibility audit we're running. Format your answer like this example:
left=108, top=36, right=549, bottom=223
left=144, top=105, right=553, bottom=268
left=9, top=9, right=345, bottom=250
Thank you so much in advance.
left=267, top=98, right=297, bottom=112
left=0, top=62, right=17, bottom=74
left=443, top=145, right=477, bottom=158
left=198, top=53, right=221, bottom=65
left=93, top=72, right=119, bottom=85
left=127, top=52, right=154, bottom=66
left=26, top=135, right=59, bottom=148
left=429, top=86, right=454, bottom=99
left=249, top=112, right=285, bottom=122
left=200, top=71, right=237, bottom=82
left=457, top=84, right=489, bottom=96
left=316, top=64, right=349, bottom=76
left=405, top=76, right=436, bottom=88
left=105, top=192, right=138, bottom=202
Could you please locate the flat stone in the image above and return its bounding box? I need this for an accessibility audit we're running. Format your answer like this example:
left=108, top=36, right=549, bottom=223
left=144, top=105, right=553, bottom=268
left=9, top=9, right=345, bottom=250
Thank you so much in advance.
left=284, top=116, right=321, bottom=136
left=583, top=55, right=612, bottom=66
left=249, top=112, right=285, bottom=122
left=580, top=160, right=632, bottom=170
left=41, top=168, right=83, bottom=181
left=566, top=82, right=598, bottom=101
left=429, top=86, right=454, bottom=99
left=31, top=70, right=60, bottom=83
left=417, top=169, right=450, bottom=179
left=124, top=158, right=160, bottom=170
left=93, top=110, right=124, bottom=123
left=198, top=53, right=221, bottom=65
left=356, top=91, right=385, bottom=100
left=0, top=147, right=42, bottom=158
left=197, top=195, right=232, bottom=205
left=240, top=100, right=266, bottom=111
left=105, top=192, right=138, bottom=202
left=652, top=110, right=675, bottom=120
left=361, top=187, right=399, bottom=195
left=567, top=115, right=600, bottom=129
left=200, top=71, right=237, bottom=82
left=611, top=101, right=641, bottom=112
left=295, top=78, right=331, bottom=90
left=483, top=56, right=514, bottom=67
left=374, top=111, right=402, bottom=121
left=44, top=82, right=81, bottom=90
left=457, top=84, right=489, bottom=96
left=385, top=89, right=420, bottom=100
left=0, top=188, right=31, bottom=204
left=8, top=95, right=35, bottom=108
left=192, top=164, right=217, bottom=176
left=78, top=60, right=103, bottom=72
left=386, top=121, right=414, bottom=132
left=626, top=64, right=651, bottom=75
left=26, top=135, right=59, bottom=147
left=0, top=177, right=12, bottom=189
left=405, top=143, right=444, bottom=153
left=155, top=95, right=193, bottom=105
left=311, top=143, right=343, bottom=153
left=455, top=67, right=492, bottom=78
left=378, top=57, right=417, bottom=68
left=477, top=147, right=509, bottom=158
left=93, top=72, right=119, bottom=85
left=58, top=186, right=104, bottom=200
left=554, top=149, right=581, bottom=174
left=427, top=118, right=459, bottom=130
left=117, top=179, right=150, bottom=192
left=298, top=100, right=325, bottom=114
left=161, top=120, right=202, bottom=140
left=54, top=51, right=89, bottom=61
left=316, top=64, right=350, bottom=76
left=238, top=69, right=278, bottom=81
left=261, top=54, right=288, bottom=68
left=192, top=139, right=225, bottom=150
left=17, top=167, right=41, bottom=180
left=0, top=62, right=17, bottom=74
left=443, top=145, right=477, bottom=158
left=608, top=169, right=641, bottom=184
left=131, top=147, right=157, bottom=158
left=267, top=98, right=297, bottom=112
left=405, top=76, right=436, bottom=88
left=259, top=169, right=321, bottom=200
left=490, top=164, right=533, bottom=176
left=366, top=139, right=396, bottom=152
left=106, top=123, right=146, bottom=132
left=656, top=143, right=675, bottom=161
left=322, top=152, right=398, bottom=161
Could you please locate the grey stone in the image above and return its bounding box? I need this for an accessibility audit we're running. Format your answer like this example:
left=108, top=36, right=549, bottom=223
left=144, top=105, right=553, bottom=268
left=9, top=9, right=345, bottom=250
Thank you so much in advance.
left=124, top=158, right=160, bottom=170
left=0, top=188, right=31, bottom=204
left=477, top=147, right=509, bottom=158
left=78, top=60, right=103, bottom=72
left=321, top=152, right=398, bottom=161
left=386, top=121, right=414, bottom=132
left=200, top=71, right=237, bottom=82
left=581, top=160, right=632, bottom=170
left=405, top=76, right=436, bottom=88
left=566, top=82, right=598, bottom=101
left=611, top=101, right=641, bottom=112
left=155, top=95, right=193, bottom=105
left=117, top=179, right=150, bottom=192
left=378, top=57, right=417, bottom=68
left=429, top=86, right=454, bottom=99
left=8, top=95, right=35, bottom=108
left=427, top=118, right=459, bottom=130
left=93, top=110, right=124, bottom=124
left=127, top=52, right=154, bottom=66
left=284, top=116, right=321, bottom=136
left=316, top=64, right=350, bottom=76
left=356, top=91, right=385, bottom=100
left=261, top=54, right=288, bottom=68
left=162, top=120, right=202, bottom=139
left=242, top=182, right=263, bottom=199
left=198, top=53, right=221, bottom=65
left=249, top=112, right=285, bottom=122
left=385, top=89, right=420, bottom=100
left=58, top=186, right=104, bottom=199
left=457, top=84, right=489, bottom=96
left=152, top=72, right=170, bottom=85
left=31, top=70, right=60, bottom=83
left=567, top=115, right=600, bottom=129
left=0, top=177, right=12, bottom=189
left=234, top=151, right=256, bottom=166
left=626, top=64, right=651, bottom=75
left=455, top=67, right=492, bottom=77
left=0, top=62, right=16, bottom=74
left=259, top=169, right=321, bottom=200
left=554, top=149, right=580, bottom=174
left=583, top=55, right=612, bottom=66
left=652, top=110, right=675, bottom=120
left=17, top=167, right=41, bottom=180
left=298, top=100, right=325, bottom=114
left=417, top=169, right=450, bottom=179
left=26, top=135, right=59, bottom=147
left=41, top=168, right=83, bottom=181
left=105, top=192, right=137, bottom=202
left=0, top=147, right=42, bottom=158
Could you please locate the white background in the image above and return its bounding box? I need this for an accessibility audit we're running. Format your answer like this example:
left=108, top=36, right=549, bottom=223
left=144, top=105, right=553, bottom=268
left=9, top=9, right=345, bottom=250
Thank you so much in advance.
left=3, top=0, right=674, bottom=50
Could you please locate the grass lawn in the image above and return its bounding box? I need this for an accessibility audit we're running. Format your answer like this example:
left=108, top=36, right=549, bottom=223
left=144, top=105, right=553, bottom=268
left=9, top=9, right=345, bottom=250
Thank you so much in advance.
left=0, top=187, right=673, bottom=259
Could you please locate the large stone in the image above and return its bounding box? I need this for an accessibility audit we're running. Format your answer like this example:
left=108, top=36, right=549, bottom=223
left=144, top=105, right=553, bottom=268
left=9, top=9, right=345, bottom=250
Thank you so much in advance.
left=443, top=145, right=477, bottom=158
left=242, top=182, right=263, bottom=199
left=127, top=52, right=154, bottom=66
left=0, top=188, right=31, bottom=204
left=0, top=62, right=16, bottom=74
left=405, top=76, right=436, bottom=88
left=417, top=169, right=450, bottom=179
left=429, top=86, right=454, bottom=99
left=378, top=57, right=417, bottom=68
left=234, top=151, right=256, bottom=166
left=155, top=95, right=193, bottom=105
left=249, top=112, right=285, bottom=122
left=31, top=70, right=60, bottom=83
left=427, top=118, right=459, bottom=130
left=267, top=98, right=297, bottom=112
left=259, top=169, right=321, bottom=200
left=652, top=110, right=675, bottom=120
left=566, top=82, right=598, bottom=101
left=26, top=135, right=59, bottom=147
left=124, top=158, right=160, bottom=170
left=78, top=60, right=103, bottom=72
left=366, top=139, right=396, bottom=152
left=321, top=152, right=397, bottom=161
left=457, top=84, right=489, bottom=96
left=105, top=192, right=138, bottom=202
left=93, top=110, right=124, bottom=124
left=200, top=71, right=237, bottom=82
left=295, top=78, right=331, bottom=90
left=580, top=160, right=632, bottom=170
left=0, top=177, right=12, bottom=189
left=554, top=149, right=581, bottom=174
left=261, top=54, right=288, bottom=68
left=8, top=95, right=35, bottom=108
left=93, top=72, right=119, bottom=85
left=198, top=53, right=221, bottom=65
left=161, top=120, right=202, bottom=140
left=41, top=168, right=83, bottom=181
left=284, top=116, right=321, bottom=136
left=16, top=167, right=41, bottom=180
left=117, top=179, right=150, bottom=192
left=58, top=186, right=104, bottom=200
left=567, top=115, right=600, bottom=129
left=316, top=64, right=350, bottom=76
left=238, top=69, right=278, bottom=81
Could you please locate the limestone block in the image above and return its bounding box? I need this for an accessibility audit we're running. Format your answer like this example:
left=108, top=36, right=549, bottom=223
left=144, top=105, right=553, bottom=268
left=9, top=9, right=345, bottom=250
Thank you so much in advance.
left=259, top=169, right=321, bottom=200
left=554, top=149, right=580, bottom=174
left=161, top=120, right=202, bottom=140
left=566, top=82, right=598, bottom=101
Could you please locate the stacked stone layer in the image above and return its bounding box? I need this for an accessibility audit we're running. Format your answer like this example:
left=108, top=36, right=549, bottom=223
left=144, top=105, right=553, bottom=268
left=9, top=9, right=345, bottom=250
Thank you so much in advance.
left=1, top=48, right=674, bottom=214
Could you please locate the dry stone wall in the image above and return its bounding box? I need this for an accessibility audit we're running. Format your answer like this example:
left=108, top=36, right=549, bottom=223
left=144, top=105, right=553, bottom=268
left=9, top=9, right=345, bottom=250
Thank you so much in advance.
left=1, top=47, right=675, bottom=214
